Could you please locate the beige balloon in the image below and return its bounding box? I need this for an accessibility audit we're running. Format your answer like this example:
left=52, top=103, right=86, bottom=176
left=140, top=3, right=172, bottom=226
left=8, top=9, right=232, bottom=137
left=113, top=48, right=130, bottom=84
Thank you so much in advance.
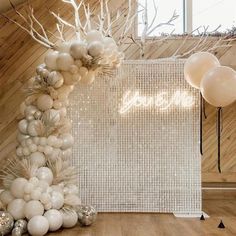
left=184, top=52, right=220, bottom=89
left=200, top=66, right=236, bottom=107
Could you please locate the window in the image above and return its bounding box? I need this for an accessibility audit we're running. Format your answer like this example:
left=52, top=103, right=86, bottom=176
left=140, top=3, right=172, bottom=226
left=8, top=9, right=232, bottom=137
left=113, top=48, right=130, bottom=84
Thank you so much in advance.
left=137, top=0, right=236, bottom=36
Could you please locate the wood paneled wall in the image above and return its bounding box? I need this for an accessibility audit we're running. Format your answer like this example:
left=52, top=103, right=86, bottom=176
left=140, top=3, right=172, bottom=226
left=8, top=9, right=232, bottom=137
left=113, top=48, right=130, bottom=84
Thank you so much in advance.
left=0, top=0, right=236, bottom=183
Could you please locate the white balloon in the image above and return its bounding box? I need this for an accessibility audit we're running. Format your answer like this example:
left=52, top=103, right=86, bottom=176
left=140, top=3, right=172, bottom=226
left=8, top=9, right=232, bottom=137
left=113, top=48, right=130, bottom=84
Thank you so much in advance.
left=24, top=182, right=34, bottom=194
left=30, top=152, right=46, bottom=167
left=18, top=119, right=28, bottom=134
left=57, top=42, right=72, bottom=53
left=60, top=133, right=74, bottom=150
left=16, top=147, right=24, bottom=157
left=57, top=53, right=74, bottom=71
left=47, top=135, right=57, bottom=147
left=17, top=133, right=30, bottom=143
left=36, top=167, right=54, bottom=185
left=37, top=94, right=53, bottom=111
left=7, top=199, right=26, bottom=220
left=24, top=200, right=44, bottom=220
left=27, top=120, right=44, bottom=137
left=33, top=137, right=40, bottom=145
left=86, top=30, right=103, bottom=43
left=53, top=100, right=63, bottom=109
left=0, top=190, right=14, bottom=206
left=31, top=188, right=42, bottom=201
left=184, top=52, right=220, bottom=89
left=28, top=215, right=49, bottom=236
left=200, top=66, right=236, bottom=107
left=10, top=178, right=28, bottom=198
left=24, top=194, right=31, bottom=202
left=74, top=59, right=82, bottom=68
left=42, top=109, right=61, bottom=123
left=47, top=71, right=64, bottom=88
left=40, top=193, right=51, bottom=205
left=70, top=41, right=87, bottom=59
left=88, top=41, right=104, bottom=57
left=51, top=191, right=64, bottom=209
left=24, top=105, right=37, bottom=117
left=80, top=71, right=95, bottom=85
left=23, top=147, right=31, bottom=156
left=44, top=50, right=59, bottom=70
left=29, top=144, right=38, bottom=153
left=60, top=208, right=78, bottom=228
left=44, top=209, right=63, bottom=231
left=39, top=137, right=47, bottom=146
left=29, top=177, right=39, bottom=186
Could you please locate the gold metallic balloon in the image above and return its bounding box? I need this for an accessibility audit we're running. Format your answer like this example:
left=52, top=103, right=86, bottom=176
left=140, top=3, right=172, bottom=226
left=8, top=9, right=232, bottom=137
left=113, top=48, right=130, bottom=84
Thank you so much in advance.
left=77, top=205, right=97, bottom=226
left=0, top=211, right=14, bottom=235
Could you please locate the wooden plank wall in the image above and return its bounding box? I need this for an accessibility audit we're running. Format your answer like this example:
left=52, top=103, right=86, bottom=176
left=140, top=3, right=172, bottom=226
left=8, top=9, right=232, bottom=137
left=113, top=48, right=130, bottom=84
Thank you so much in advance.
left=0, top=0, right=236, bottom=184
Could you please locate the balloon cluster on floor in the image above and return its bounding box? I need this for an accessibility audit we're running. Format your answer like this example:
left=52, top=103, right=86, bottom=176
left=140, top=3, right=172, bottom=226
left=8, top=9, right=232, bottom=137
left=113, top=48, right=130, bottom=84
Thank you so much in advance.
left=0, top=30, right=122, bottom=236
left=184, top=52, right=236, bottom=172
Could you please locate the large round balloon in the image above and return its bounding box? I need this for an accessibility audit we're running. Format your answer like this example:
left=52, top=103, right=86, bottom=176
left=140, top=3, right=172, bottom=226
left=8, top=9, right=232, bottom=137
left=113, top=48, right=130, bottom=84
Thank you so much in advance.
left=200, top=66, right=236, bottom=107
left=184, top=52, right=220, bottom=89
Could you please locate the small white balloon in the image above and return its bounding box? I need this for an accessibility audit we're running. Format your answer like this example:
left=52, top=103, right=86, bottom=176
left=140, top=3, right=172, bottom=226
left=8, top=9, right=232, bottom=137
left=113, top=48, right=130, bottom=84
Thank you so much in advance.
left=60, top=208, right=78, bottom=228
left=42, top=109, right=61, bottom=124
left=57, top=42, right=72, bottom=53
left=43, top=145, right=53, bottom=156
left=44, top=50, right=59, bottom=70
left=27, top=120, right=44, bottom=137
left=80, top=71, right=95, bottom=85
left=40, top=193, right=51, bottom=205
left=57, top=53, right=74, bottom=71
left=16, top=147, right=24, bottom=157
left=47, top=71, right=64, bottom=88
left=47, top=135, right=58, bottom=147
left=88, top=41, right=104, bottom=57
left=24, top=182, right=34, bottom=194
left=70, top=41, right=87, bottom=59
left=10, top=178, right=28, bottom=198
left=36, top=167, right=54, bottom=185
left=0, top=190, right=14, bottom=206
left=24, top=105, right=37, bottom=117
left=30, top=152, right=46, bottom=167
left=37, top=94, right=53, bottom=111
left=24, top=200, right=44, bottom=220
left=39, top=137, right=47, bottom=146
left=51, top=191, right=64, bottom=209
left=28, top=215, right=49, bottom=236
left=86, top=30, right=103, bottom=43
left=17, top=133, right=30, bottom=143
left=29, top=143, right=38, bottom=153
left=31, top=188, right=42, bottom=201
left=18, top=119, right=28, bottom=134
left=7, top=199, right=26, bottom=220
left=44, top=209, right=63, bottom=231
left=23, top=147, right=30, bottom=156
left=74, top=59, right=82, bottom=68
left=60, top=133, right=74, bottom=150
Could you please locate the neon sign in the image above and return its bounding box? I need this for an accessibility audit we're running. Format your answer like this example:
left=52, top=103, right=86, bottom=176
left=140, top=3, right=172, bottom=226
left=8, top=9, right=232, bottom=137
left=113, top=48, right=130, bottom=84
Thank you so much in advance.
left=119, top=90, right=195, bottom=114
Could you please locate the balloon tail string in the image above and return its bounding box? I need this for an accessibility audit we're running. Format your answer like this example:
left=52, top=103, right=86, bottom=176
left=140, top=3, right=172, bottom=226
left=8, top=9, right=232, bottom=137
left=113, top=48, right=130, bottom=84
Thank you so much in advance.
left=200, top=93, right=203, bottom=156
left=203, top=98, right=207, bottom=119
left=217, top=107, right=222, bottom=173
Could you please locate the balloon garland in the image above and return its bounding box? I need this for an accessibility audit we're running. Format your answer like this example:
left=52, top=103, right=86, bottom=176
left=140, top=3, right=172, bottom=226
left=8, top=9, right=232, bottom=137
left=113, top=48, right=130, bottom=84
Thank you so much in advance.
left=0, top=30, right=123, bottom=236
left=184, top=52, right=236, bottom=173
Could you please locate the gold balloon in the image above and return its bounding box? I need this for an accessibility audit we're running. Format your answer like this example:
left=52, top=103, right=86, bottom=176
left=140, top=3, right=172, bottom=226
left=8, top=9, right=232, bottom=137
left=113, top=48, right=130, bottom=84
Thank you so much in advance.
left=200, top=66, right=236, bottom=107
left=184, top=52, right=220, bottom=89
left=0, top=211, right=14, bottom=235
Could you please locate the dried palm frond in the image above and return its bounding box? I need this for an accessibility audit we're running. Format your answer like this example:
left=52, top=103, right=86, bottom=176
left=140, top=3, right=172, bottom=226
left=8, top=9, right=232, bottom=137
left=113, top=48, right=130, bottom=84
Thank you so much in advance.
left=47, top=158, right=78, bottom=185
left=0, top=157, right=38, bottom=188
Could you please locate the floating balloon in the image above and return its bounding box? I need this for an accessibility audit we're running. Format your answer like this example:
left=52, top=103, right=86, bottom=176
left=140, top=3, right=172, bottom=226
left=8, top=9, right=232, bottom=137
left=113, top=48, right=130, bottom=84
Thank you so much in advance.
left=184, top=52, right=220, bottom=89
left=200, top=66, right=236, bottom=107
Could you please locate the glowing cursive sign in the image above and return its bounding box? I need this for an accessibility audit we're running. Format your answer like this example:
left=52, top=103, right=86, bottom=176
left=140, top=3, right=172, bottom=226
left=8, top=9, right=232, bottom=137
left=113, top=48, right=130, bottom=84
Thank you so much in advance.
left=119, top=90, right=195, bottom=114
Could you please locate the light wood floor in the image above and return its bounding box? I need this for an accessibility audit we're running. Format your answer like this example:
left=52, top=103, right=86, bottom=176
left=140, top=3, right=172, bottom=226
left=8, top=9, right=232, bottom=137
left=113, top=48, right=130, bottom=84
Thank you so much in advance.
left=48, top=200, right=236, bottom=236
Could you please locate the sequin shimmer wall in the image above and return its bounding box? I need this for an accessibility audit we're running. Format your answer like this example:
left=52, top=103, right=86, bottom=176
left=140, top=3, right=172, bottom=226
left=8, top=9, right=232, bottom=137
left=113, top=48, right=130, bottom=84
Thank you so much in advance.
left=68, top=59, right=201, bottom=213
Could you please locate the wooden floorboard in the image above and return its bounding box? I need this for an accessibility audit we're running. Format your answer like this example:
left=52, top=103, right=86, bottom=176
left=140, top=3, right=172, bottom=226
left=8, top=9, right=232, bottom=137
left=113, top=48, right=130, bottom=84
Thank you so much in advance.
left=46, top=200, right=236, bottom=236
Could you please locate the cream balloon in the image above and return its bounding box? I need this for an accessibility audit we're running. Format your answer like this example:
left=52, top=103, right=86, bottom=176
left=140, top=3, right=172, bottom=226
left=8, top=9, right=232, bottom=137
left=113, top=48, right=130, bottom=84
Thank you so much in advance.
left=36, top=167, right=54, bottom=185
left=24, top=200, right=44, bottom=220
left=37, top=94, right=53, bottom=111
left=28, top=215, right=49, bottom=236
left=70, top=41, right=87, bottom=59
left=27, top=120, right=44, bottom=137
left=80, top=71, right=95, bottom=85
left=57, top=53, right=74, bottom=71
left=0, top=191, right=14, bottom=206
left=200, top=66, right=236, bottom=107
left=18, top=119, right=28, bottom=134
left=184, top=52, right=220, bottom=89
left=30, top=152, right=46, bottom=167
left=44, top=51, right=59, bottom=70
left=44, top=209, right=63, bottom=231
left=50, top=191, right=64, bottom=209
left=10, top=178, right=28, bottom=198
left=7, top=199, right=26, bottom=220
left=60, top=208, right=78, bottom=228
